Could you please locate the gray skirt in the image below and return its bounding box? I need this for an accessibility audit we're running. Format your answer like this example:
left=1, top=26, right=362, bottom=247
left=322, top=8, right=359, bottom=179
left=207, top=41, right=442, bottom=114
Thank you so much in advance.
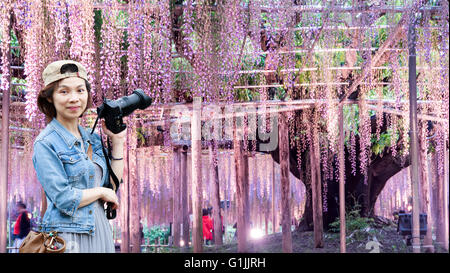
left=59, top=200, right=115, bottom=253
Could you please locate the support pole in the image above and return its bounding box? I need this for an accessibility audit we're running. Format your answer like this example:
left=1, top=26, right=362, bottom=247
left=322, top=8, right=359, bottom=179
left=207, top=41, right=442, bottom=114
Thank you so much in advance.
left=339, top=104, right=346, bottom=253
left=120, top=127, right=130, bottom=252
left=272, top=159, right=277, bottom=234
left=0, top=41, right=10, bottom=254
left=191, top=97, right=203, bottom=253
left=278, top=111, right=292, bottom=252
left=181, top=147, right=190, bottom=248
left=234, top=115, right=248, bottom=252
left=129, top=124, right=140, bottom=252
left=408, top=12, right=421, bottom=253
left=172, top=147, right=181, bottom=247
left=443, top=142, right=449, bottom=251
left=209, top=141, right=223, bottom=245
left=310, top=120, right=324, bottom=248
left=419, top=124, right=433, bottom=252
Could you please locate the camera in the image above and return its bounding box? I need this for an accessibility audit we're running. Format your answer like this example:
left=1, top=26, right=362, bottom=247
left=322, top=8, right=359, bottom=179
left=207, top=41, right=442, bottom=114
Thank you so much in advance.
left=97, top=89, right=152, bottom=134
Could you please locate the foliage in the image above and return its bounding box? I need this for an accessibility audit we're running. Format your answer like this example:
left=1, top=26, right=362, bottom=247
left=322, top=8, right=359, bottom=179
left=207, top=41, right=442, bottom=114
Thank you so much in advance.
left=371, top=130, right=397, bottom=156
left=143, top=224, right=170, bottom=245
left=329, top=203, right=375, bottom=234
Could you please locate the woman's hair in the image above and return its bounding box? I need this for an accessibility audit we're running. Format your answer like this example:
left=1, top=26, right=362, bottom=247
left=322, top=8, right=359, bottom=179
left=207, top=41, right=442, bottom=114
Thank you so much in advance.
left=37, top=63, right=92, bottom=123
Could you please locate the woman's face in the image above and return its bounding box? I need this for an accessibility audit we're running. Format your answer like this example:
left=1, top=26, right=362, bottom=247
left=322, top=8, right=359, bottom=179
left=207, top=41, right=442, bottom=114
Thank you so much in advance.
left=51, top=77, right=88, bottom=122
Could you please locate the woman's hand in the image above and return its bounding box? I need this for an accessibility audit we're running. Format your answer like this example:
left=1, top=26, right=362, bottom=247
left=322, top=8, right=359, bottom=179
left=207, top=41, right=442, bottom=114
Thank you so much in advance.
left=100, top=188, right=119, bottom=210
left=101, top=120, right=127, bottom=144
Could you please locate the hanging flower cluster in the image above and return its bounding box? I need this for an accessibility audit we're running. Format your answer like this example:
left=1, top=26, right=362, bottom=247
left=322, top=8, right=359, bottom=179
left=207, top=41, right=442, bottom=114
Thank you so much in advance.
left=50, top=0, right=69, bottom=60
left=100, top=0, right=124, bottom=100
left=0, top=0, right=12, bottom=93
left=157, top=0, right=173, bottom=104
left=23, top=0, right=44, bottom=122
left=68, top=0, right=96, bottom=98
left=126, top=0, right=144, bottom=100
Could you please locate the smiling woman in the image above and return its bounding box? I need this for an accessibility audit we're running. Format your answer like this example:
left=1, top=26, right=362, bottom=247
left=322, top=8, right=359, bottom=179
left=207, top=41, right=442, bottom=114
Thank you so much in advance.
left=37, top=62, right=92, bottom=124
left=29, top=60, right=126, bottom=253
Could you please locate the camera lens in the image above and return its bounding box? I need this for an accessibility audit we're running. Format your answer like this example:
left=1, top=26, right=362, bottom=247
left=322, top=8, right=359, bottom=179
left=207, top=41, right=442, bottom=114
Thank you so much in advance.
left=133, top=89, right=153, bottom=110
left=117, top=89, right=152, bottom=117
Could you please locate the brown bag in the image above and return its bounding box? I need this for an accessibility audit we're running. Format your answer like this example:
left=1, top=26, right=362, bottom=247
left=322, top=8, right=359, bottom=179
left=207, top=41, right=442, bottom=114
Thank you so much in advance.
left=19, top=230, right=66, bottom=253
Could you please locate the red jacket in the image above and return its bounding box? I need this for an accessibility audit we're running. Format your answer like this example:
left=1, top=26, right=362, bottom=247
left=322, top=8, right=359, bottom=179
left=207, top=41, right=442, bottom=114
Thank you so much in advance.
left=14, top=211, right=31, bottom=238
left=202, top=215, right=213, bottom=240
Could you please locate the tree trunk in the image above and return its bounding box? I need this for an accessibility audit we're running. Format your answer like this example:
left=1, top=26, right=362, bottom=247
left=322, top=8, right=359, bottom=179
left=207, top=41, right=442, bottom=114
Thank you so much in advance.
left=209, top=142, right=223, bottom=245
left=260, top=113, right=412, bottom=231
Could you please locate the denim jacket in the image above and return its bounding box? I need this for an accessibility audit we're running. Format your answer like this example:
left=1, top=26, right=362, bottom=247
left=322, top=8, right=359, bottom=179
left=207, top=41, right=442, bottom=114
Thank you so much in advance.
left=32, top=118, right=110, bottom=235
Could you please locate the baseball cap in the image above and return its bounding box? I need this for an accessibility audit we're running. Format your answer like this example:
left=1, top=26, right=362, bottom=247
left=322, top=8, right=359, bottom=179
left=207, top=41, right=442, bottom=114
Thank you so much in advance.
left=42, top=60, right=88, bottom=87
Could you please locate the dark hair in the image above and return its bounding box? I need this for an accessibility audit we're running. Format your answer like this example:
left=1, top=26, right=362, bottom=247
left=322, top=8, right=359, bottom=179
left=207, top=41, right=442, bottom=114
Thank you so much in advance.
left=37, top=66, right=92, bottom=123
left=16, top=201, right=26, bottom=209
left=202, top=209, right=209, bottom=216
left=60, top=63, right=79, bottom=74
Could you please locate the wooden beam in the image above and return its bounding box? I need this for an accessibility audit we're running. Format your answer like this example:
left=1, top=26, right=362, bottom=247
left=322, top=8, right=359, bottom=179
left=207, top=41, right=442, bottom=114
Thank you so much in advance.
left=338, top=11, right=409, bottom=105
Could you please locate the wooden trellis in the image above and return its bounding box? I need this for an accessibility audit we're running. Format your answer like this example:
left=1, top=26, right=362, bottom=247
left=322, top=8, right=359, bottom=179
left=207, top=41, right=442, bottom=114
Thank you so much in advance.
left=0, top=1, right=448, bottom=254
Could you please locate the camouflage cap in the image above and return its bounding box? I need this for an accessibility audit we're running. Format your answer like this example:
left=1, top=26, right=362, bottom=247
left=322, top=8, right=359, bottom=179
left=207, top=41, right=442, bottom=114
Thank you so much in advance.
left=42, top=60, right=88, bottom=87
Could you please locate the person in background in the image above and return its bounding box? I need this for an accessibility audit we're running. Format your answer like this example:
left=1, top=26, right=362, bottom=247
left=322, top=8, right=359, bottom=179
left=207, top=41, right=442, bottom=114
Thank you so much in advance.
left=202, top=208, right=213, bottom=245
left=12, top=201, right=31, bottom=253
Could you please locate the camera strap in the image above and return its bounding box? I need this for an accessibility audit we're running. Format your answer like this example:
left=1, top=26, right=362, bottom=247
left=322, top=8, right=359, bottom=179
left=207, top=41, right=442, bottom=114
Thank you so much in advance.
left=101, top=137, right=120, bottom=220
left=91, top=115, right=120, bottom=220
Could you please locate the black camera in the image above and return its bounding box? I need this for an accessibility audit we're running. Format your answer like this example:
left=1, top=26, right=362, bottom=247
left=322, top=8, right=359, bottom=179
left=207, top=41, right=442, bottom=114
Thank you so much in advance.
left=97, top=89, right=152, bottom=134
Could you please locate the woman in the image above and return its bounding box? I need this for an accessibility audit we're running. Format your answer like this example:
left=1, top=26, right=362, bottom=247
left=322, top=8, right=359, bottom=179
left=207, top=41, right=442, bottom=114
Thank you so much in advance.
left=32, top=60, right=125, bottom=253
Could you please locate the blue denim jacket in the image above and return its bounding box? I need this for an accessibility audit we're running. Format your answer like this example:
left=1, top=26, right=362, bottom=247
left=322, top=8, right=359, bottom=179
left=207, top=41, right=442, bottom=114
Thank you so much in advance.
left=32, top=118, right=110, bottom=235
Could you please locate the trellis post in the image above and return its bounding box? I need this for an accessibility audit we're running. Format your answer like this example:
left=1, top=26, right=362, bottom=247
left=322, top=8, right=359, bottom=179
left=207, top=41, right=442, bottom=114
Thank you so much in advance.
left=444, top=144, right=449, bottom=251
left=181, top=146, right=190, bottom=248
left=272, top=159, right=277, bottom=233
left=172, top=147, right=181, bottom=247
left=129, top=124, right=140, bottom=252
left=0, top=23, right=11, bottom=253
left=191, top=97, right=203, bottom=252
left=339, top=104, right=346, bottom=253
left=278, top=110, right=292, bottom=252
left=310, top=120, right=324, bottom=248
left=234, top=114, right=249, bottom=252
left=120, top=124, right=130, bottom=252
left=209, top=141, right=223, bottom=245
left=407, top=11, right=421, bottom=253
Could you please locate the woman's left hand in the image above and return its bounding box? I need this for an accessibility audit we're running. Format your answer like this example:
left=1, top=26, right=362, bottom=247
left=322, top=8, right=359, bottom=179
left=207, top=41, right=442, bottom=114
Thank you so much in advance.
left=101, top=120, right=127, bottom=144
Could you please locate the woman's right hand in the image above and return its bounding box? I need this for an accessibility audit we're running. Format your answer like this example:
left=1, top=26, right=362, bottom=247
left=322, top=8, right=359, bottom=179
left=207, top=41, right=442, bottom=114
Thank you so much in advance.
left=100, top=188, right=119, bottom=210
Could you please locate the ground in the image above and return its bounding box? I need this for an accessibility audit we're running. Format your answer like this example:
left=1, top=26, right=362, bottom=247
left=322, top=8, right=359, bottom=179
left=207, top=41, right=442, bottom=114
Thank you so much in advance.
left=158, top=220, right=447, bottom=253
left=199, top=227, right=447, bottom=253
